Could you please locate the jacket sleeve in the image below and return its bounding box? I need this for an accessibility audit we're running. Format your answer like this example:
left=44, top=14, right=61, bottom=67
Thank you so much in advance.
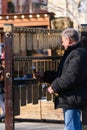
left=51, top=50, right=82, bottom=93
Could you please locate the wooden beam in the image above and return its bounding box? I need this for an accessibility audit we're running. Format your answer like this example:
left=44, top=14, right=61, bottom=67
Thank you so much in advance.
left=0, top=17, right=50, bottom=28
left=0, top=12, right=54, bottom=28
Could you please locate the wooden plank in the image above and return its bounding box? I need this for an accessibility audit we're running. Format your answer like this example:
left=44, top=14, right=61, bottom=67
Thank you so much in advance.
left=47, top=91, right=51, bottom=101
left=38, top=82, right=42, bottom=99
left=27, top=84, right=32, bottom=103
left=42, top=84, right=46, bottom=97
left=15, top=100, right=64, bottom=121
left=13, top=85, right=20, bottom=116
left=32, top=83, right=38, bottom=105
left=20, top=85, right=26, bottom=106
left=0, top=17, right=50, bottom=28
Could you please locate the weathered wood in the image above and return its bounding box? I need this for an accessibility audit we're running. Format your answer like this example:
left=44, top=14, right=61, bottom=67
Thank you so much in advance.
left=13, top=85, right=20, bottom=116
left=32, top=81, right=38, bottom=105
left=20, top=85, right=26, bottom=106
left=38, top=82, right=42, bottom=99
left=42, top=87, right=47, bottom=97
left=15, top=100, right=64, bottom=121
left=27, top=84, right=32, bottom=103
left=47, top=91, right=51, bottom=101
left=0, top=13, right=50, bottom=28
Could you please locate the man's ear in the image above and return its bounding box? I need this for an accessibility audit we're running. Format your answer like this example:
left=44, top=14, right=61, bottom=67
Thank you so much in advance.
left=66, top=38, right=70, bottom=44
left=68, top=38, right=72, bottom=44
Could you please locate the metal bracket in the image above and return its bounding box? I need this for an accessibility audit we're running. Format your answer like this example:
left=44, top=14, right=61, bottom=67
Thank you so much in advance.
left=82, top=125, right=87, bottom=130
left=5, top=32, right=11, bottom=37
left=6, top=73, right=11, bottom=78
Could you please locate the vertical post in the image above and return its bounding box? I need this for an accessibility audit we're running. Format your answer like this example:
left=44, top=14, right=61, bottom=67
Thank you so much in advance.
left=82, top=109, right=87, bottom=130
left=3, top=24, right=14, bottom=130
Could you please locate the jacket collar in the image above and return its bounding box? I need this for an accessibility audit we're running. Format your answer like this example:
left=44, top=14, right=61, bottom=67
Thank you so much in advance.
left=67, top=42, right=81, bottom=52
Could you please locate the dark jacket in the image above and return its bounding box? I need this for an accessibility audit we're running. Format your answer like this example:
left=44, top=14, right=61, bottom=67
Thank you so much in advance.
left=51, top=42, right=87, bottom=109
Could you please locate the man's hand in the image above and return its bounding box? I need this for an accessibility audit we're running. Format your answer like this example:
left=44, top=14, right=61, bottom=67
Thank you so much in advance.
left=47, top=86, right=54, bottom=94
left=48, top=86, right=59, bottom=97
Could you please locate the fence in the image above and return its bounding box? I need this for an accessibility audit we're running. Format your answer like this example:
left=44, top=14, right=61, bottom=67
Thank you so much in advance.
left=12, top=27, right=63, bottom=120
left=3, top=24, right=64, bottom=130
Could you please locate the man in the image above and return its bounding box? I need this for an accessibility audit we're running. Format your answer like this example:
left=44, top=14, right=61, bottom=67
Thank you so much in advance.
left=48, top=28, right=87, bottom=130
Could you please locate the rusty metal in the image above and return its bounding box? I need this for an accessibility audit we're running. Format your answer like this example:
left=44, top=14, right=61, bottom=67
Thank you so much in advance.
left=82, top=125, right=87, bottom=130
left=6, top=72, right=10, bottom=78
left=4, top=24, right=14, bottom=130
left=82, top=108, right=87, bottom=130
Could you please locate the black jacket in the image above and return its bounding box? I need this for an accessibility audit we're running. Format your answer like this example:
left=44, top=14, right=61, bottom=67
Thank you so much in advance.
left=51, top=42, right=87, bottom=109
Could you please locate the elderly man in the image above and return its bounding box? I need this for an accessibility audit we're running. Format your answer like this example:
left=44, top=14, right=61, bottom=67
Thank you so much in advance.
left=48, top=28, right=87, bottom=130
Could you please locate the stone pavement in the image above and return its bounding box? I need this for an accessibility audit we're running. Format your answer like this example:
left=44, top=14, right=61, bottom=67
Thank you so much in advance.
left=0, top=122, right=64, bottom=130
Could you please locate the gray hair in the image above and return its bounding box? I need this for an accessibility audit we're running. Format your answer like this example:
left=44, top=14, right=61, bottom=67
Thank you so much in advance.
left=62, top=28, right=79, bottom=42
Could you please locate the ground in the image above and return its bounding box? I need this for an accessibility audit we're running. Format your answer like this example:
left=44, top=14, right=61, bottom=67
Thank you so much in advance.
left=15, top=100, right=64, bottom=121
